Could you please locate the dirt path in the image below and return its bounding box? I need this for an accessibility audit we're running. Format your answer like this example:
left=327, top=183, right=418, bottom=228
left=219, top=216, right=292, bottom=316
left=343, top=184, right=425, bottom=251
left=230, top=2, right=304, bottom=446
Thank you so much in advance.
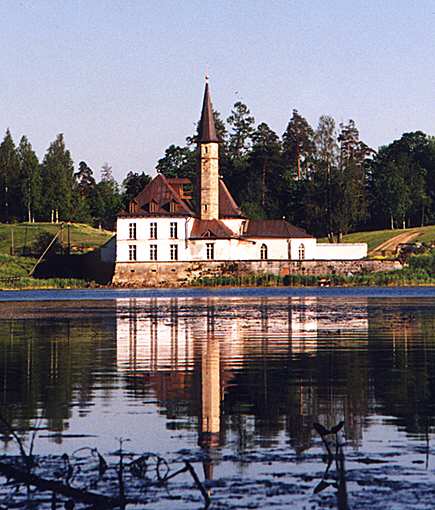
left=372, top=230, right=421, bottom=254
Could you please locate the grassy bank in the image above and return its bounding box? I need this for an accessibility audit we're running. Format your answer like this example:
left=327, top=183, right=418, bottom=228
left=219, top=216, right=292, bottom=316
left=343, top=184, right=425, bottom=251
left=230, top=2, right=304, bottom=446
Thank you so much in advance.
left=191, top=272, right=435, bottom=288
left=319, top=225, right=435, bottom=252
left=0, top=222, right=112, bottom=290
left=0, top=254, right=91, bottom=290
left=0, top=222, right=112, bottom=255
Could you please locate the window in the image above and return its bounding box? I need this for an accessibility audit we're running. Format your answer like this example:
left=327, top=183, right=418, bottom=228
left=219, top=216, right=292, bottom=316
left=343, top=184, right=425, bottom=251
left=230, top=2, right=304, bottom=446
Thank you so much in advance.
left=149, top=201, right=158, bottom=213
left=150, top=244, right=158, bottom=261
left=150, top=222, right=157, bottom=239
left=260, top=244, right=268, bottom=260
left=170, top=222, right=178, bottom=239
left=169, top=201, right=177, bottom=214
left=298, top=243, right=305, bottom=260
left=206, top=243, right=214, bottom=260
left=170, top=244, right=178, bottom=261
left=128, top=244, right=137, bottom=261
left=129, top=222, right=136, bottom=240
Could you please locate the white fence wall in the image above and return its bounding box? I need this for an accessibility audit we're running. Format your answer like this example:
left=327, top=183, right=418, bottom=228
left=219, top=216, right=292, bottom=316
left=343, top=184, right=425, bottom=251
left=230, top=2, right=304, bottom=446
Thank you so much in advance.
left=315, top=243, right=367, bottom=260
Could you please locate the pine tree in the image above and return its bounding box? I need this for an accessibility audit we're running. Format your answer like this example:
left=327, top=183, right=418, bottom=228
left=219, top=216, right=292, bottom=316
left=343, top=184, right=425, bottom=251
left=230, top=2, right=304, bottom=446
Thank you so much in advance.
left=227, top=101, right=255, bottom=158
left=17, top=136, right=41, bottom=222
left=332, top=120, right=373, bottom=240
left=122, top=171, right=151, bottom=209
left=0, top=129, right=20, bottom=222
left=248, top=123, right=283, bottom=216
left=73, top=161, right=96, bottom=224
left=41, top=134, right=75, bottom=222
left=156, top=145, right=196, bottom=181
left=282, top=110, right=315, bottom=179
left=309, top=116, right=338, bottom=239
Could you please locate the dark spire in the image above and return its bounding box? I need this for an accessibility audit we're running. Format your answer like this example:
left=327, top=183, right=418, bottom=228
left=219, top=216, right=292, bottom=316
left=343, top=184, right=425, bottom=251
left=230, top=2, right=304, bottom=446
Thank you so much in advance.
left=198, top=81, right=219, bottom=143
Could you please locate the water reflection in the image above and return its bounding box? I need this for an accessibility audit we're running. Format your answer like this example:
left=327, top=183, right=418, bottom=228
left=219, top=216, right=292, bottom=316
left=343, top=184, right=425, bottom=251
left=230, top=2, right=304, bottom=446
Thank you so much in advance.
left=0, top=296, right=434, bottom=462
left=114, top=297, right=373, bottom=464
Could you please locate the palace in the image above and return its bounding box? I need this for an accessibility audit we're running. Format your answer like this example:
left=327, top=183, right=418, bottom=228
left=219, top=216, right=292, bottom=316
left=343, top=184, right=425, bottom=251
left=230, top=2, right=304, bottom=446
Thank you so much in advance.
left=112, top=82, right=366, bottom=273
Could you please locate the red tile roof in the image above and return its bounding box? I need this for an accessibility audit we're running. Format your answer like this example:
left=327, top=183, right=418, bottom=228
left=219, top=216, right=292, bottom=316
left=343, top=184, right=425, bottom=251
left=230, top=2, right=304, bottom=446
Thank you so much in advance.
left=190, top=219, right=235, bottom=239
left=242, top=220, right=313, bottom=239
left=122, top=174, right=244, bottom=219
left=219, top=180, right=245, bottom=218
left=121, top=174, right=195, bottom=217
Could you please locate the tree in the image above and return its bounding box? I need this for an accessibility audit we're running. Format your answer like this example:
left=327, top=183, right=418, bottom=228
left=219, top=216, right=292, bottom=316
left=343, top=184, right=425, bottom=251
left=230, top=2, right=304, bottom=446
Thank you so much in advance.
left=282, top=110, right=315, bottom=179
left=247, top=123, right=283, bottom=216
left=75, top=161, right=96, bottom=198
left=101, top=162, right=114, bottom=182
left=227, top=101, right=255, bottom=158
left=41, top=134, right=75, bottom=222
left=306, top=116, right=338, bottom=239
left=0, top=129, right=20, bottom=222
left=90, top=179, right=122, bottom=230
left=156, top=145, right=196, bottom=181
left=17, top=136, right=41, bottom=222
left=122, top=171, right=151, bottom=209
left=369, top=132, right=433, bottom=229
left=72, top=161, right=96, bottom=224
left=331, top=120, right=373, bottom=240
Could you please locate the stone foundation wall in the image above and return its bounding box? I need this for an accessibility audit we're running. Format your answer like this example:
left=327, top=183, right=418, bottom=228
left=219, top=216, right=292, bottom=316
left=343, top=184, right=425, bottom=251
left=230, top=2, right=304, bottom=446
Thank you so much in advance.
left=112, top=259, right=403, bottom=287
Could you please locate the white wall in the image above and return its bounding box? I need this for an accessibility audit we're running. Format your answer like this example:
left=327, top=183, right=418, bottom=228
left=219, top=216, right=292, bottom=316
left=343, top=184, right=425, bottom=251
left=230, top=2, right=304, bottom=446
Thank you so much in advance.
left=288, top=238, right=318, bottom=260
left=116, top=217, right=367, bottom=262
left=315, top=243, right=367, bottom=260
left=116, top=217, right=194, bottom=262
left=221, top=218, right=245, bottom=235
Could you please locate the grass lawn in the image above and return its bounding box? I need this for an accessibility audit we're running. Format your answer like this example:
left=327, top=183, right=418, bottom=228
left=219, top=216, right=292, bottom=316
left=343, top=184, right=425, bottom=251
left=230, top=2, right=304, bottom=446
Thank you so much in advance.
left=0, top=253, right=90, bottom=289
left=0, top=222, right=112, bottom=256
left=0, top=222, right=112, bottom=289
left=319, top=225, right=435, bottom=252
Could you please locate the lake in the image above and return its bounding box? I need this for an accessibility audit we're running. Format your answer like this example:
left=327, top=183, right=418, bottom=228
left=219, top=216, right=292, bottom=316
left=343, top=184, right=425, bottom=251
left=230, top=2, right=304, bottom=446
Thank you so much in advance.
left=1, top=287, right=435, bottom=509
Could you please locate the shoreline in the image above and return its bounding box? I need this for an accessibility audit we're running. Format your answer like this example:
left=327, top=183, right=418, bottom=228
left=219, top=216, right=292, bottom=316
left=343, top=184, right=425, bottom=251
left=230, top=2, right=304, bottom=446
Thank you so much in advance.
left=1, top=280, right=435, bottom=292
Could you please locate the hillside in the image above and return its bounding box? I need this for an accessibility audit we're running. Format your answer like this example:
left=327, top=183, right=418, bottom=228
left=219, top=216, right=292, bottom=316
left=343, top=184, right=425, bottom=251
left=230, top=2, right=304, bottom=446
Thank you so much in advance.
left=320, top=225, right=435, bottom=254
left=0, top=222, right=112, bottom=256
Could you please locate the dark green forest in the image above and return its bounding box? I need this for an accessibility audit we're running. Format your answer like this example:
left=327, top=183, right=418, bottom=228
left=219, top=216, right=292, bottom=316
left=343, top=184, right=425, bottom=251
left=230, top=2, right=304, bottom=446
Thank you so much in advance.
left=0, top=102, right=434, bottom=237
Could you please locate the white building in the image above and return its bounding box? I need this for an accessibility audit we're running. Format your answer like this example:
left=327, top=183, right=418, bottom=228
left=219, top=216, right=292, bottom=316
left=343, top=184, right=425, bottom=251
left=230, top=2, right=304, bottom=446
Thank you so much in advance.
left=115, top=82, right=367, bottom=264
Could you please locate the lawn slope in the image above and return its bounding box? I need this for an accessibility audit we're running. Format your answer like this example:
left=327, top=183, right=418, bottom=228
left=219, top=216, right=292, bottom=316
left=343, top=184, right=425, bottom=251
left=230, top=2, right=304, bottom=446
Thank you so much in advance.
left=0, top=222, right=112, bottom=256
left=320, top=225, right=435, bottom=253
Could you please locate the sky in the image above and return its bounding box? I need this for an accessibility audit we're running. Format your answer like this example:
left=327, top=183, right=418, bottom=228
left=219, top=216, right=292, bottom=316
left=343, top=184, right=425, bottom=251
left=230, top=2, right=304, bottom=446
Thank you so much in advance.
left=1, top=0, right=434, bottom=182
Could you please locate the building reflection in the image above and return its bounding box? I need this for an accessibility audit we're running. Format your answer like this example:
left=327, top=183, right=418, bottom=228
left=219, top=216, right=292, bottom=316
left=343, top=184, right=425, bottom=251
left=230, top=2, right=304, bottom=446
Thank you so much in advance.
left=116, top=296, right=370, bottom=462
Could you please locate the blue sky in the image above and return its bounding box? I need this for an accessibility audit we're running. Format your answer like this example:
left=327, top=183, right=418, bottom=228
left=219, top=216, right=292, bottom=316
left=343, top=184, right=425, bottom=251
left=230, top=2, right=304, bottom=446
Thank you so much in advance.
left=1, top=0, right=434, bottom=181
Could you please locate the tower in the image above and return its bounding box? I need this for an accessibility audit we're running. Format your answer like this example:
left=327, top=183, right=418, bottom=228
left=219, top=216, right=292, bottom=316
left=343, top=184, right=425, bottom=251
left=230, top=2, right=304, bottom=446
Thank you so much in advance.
left=198, top=80, right=219, bottom=220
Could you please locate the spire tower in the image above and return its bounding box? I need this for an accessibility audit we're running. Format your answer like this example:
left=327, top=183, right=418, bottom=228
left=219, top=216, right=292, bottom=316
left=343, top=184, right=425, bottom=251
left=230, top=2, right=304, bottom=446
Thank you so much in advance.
left=198, top=80, right=219, bottom=220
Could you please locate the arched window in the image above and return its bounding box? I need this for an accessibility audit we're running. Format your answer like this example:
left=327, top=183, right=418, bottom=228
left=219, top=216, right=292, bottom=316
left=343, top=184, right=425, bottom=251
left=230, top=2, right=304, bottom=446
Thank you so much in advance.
left=298, top=243, right=305, bottom=260
left=260, top=244, right=268, bottom=260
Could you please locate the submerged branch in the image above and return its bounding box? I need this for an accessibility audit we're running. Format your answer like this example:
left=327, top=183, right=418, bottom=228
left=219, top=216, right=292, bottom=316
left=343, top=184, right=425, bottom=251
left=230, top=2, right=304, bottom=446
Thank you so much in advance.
left=0, top=461, right=127, bottom=508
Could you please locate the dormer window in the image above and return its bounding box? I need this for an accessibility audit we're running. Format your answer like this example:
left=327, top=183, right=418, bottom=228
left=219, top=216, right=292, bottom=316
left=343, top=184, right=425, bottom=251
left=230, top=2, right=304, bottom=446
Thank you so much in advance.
left=149, top=201, right=158, bottom=213
left=129, top=200, right=138, bottom=213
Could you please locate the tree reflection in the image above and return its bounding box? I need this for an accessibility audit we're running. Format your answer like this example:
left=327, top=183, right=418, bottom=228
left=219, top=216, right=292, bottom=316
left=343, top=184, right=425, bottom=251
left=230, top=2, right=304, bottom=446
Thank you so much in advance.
left=1, top=296, right=435, bottom=457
